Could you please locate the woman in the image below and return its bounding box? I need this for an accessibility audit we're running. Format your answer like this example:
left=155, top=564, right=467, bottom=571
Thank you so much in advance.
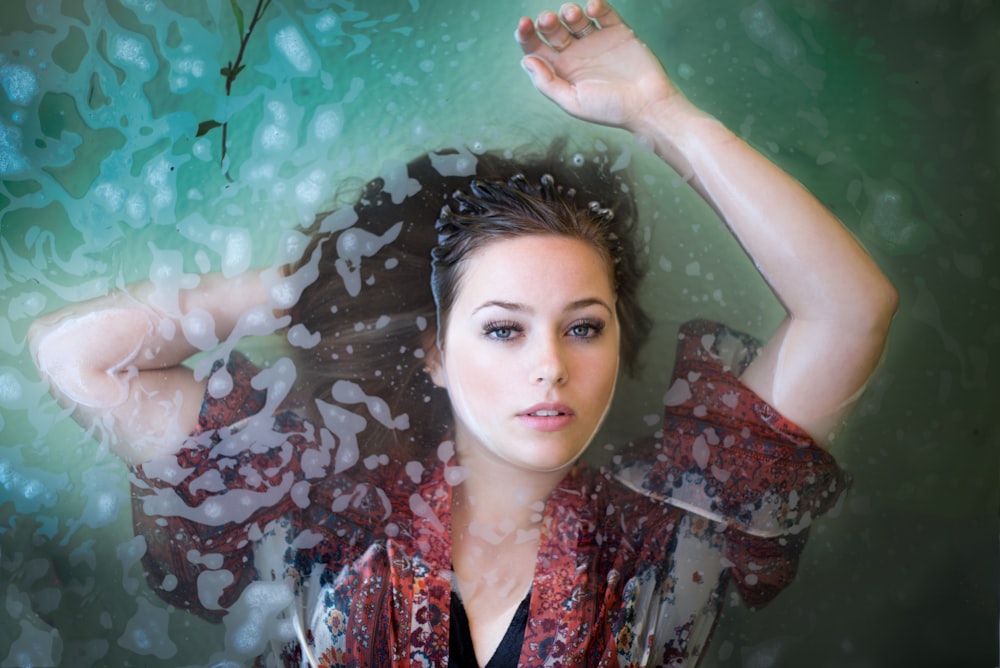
left=28, top=1, right=897, bottom=666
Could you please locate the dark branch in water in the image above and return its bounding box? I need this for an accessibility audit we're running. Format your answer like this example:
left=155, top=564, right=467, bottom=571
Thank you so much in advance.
left=197, top=0, right=274, bottom=180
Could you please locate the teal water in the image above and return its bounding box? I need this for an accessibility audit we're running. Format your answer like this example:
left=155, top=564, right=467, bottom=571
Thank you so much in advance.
left=1, top=1, right=996, bottom=666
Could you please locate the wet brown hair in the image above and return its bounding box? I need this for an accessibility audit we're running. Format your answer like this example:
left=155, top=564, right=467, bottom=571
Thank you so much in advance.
left=283, top=142, right=651, bottom=457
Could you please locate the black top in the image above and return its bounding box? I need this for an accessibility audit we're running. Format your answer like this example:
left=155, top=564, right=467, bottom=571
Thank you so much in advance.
left=448, top=590, right=531, bottom=668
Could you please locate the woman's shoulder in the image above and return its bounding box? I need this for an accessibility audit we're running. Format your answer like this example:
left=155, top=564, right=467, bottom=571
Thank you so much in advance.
left=598, top=319, right=849, bottom=538
left=671, top=318, right=762, bottom=377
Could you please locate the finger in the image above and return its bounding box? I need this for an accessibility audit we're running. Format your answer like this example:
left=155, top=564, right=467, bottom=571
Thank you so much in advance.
left=559, top=3, right=595, bottom=38
left=520, top=56, right=579, bottom=111
left=515, top=15, right=553, bottom=57
left=520, top=55, right=555, bottom=86
left=584, top=0, right=625, bottom=29
left=535, top=10, right=574, bottom=53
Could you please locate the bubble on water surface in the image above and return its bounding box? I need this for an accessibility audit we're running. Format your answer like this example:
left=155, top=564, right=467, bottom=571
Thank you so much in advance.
left=315, top=11, right=338, bottom=32
left=117, top=597, right=176, bottom=659
left=0, top=371, right=23, bottom=403
left=0, top=121, right=28, bottom=175
left=3, top=619, right=60, bottom=668
left=0, top=64, right=39, bottom=105
left=379, top=159, right=422, bottom=203
left=295, top=168, right=327, bottom=206
left=93, top=182, right=127, bottom=213
left=111, top=33, right=153, bottom=74
left=740, top=0, right=825, bottom=90
left=259, top=124, right=291, bottom=152
left=861, top=182, right=931, bottom=254
left=182, top=308, right=220, bottom=350
left=309, top=105, right=344, bottom=143
left=288, top=323, right=320, bottom=349
left=0, top=449, right=65, bottom=516
left=221, top=581, right=295, bottom=658
left=430, top=146, right=477, bottom=177
left=274, top=26, right=315, bottom=73
left=208, top=366, right=233, bottom=399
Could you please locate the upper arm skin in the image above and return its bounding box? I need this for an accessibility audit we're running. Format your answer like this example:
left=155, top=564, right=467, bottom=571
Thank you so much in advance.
left=739, top=288, right=897, bottom=450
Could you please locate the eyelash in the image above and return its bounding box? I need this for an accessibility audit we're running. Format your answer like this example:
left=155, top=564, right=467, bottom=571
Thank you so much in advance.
left=482, top=320, right=523, bottom=341
left=568, top=319, right=605, bottom=339
left=482, top=319, right=606, bottom=341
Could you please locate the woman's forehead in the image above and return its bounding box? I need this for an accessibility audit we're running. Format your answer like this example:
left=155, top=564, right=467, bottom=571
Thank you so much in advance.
left=454, top=235, right=616, bottom=306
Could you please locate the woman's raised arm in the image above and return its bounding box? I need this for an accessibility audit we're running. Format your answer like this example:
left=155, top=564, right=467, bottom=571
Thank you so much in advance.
left=28, top=271, right=275, bottom=464
left=516, top=0, right=898, bottom=447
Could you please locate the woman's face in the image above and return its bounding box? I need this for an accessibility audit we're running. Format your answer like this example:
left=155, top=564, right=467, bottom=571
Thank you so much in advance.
left=431, top=235, right=620, bottom=475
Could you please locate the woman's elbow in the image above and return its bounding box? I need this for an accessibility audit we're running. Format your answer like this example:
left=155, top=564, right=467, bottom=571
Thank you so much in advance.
left=867, top=274, right=899, bottom=336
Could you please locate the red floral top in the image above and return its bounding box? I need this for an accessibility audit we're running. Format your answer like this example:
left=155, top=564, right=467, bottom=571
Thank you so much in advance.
left=130, top=320, right=847, bottom=667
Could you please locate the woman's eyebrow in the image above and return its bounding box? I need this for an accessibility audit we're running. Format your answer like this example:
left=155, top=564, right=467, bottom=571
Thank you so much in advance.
left=472, top=298, right=613, bottom=315
left=567, top=298, right=614, bottom=315
left=472, top=300, right=528, bottom=315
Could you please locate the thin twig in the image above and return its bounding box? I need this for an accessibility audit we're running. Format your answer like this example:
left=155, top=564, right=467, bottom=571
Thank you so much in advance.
left=213, top=0, right=273, bottom=178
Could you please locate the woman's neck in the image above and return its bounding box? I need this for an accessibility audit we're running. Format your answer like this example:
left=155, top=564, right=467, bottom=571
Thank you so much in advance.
left=450, top=441, right=570, bottom=538
left=449, top=447, right=561, bottom=666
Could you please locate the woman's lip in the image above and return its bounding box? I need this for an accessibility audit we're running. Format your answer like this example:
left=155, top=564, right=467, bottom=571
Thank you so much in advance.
left=517, top=404, right=575, bottom=432
left=518, top=403, right=574, bottom=417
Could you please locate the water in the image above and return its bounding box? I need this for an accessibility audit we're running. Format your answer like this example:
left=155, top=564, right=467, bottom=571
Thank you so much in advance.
left=1, top=0, right=997, bottom=666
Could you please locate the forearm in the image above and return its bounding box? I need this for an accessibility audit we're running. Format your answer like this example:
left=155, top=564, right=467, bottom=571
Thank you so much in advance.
left=632, top=97, right=898, bottom=329
left=29, top=271, right=271, bottom=409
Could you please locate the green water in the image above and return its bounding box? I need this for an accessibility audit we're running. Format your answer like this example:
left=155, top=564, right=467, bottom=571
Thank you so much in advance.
left=1, top=0, right=996, bottom=666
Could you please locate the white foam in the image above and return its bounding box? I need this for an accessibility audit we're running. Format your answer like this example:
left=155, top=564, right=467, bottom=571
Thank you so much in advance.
left=379, top=159, right=421, bottom=203
left=112, top=34, right=152, bottom=72
left=118, top=597, right=177, bottom=659
left=0, top=64, right=39, bottom=105
left=335, top=222, right=403, bottom=296
left=0, top=122, right=27, bottom=175
left=430, top=146, right=477, bottom=177
left=222, top=229, right=251, bottom=277
left=309, top=106, right=343, bottom=142
left=287, top=323, right=320, bottom=349
left=274, top=26, right=314, bottom=73
left=315, top=12, right=338, bottom=32
left=259, top=124, right=291, bottom=152
left=94, top=182, right=126, bottom=212
left=182, top=308, right=219, bottom=350
left=126, top=192, right=148, bottom=221
left=207, top=366, right=233, bottom=399
left=294, top=168, right=326, bottom=205
left=0, top=372, right=23, bottom=403
left=221, top=581, right=295, bottom=658
left=192, top=137, right=212, bottom=161
left=196, top=569, right=235, bottom=610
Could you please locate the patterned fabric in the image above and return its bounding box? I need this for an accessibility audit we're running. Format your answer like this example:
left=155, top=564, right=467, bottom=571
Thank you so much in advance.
left=130, top=320, right=848, bottom=667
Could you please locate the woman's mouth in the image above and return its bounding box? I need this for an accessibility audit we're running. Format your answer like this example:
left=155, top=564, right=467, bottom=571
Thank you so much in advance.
left=518, top=404, right=575, bottom=431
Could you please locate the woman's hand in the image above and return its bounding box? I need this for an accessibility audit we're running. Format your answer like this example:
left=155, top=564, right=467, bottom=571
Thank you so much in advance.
left=515, top=0, right=684, bottom=131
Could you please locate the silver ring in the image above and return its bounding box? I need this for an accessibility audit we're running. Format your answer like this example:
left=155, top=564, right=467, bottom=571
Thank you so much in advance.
left=571, top=22, right=597, bottom=39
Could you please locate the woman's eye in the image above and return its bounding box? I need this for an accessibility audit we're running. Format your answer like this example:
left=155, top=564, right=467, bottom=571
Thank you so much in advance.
left=483, top=321, right=521, bottom=340
left=568, top=320, right=604, bottom=338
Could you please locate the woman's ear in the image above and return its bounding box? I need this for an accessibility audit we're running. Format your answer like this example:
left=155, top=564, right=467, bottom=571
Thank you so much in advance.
left=426, top=359, right=446, bottom=389
left=421, top=330, right=446, bottom=388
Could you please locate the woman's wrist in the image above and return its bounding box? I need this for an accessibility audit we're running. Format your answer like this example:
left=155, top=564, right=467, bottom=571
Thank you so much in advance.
left=628, top=96, right=724, bottom=179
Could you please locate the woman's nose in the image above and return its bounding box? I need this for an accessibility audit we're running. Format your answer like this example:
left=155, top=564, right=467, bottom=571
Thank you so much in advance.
left=531, top=335, right=568, bottom=385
